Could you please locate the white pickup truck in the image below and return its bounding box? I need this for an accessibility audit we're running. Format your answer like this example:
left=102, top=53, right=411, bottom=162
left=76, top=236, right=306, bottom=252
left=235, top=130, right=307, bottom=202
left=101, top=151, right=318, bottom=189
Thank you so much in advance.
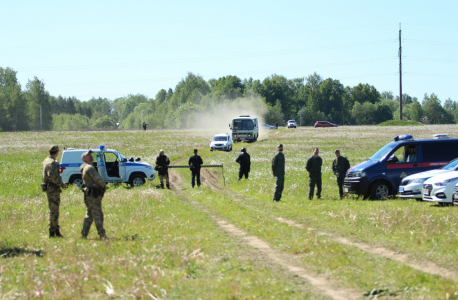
left=60, top=145, right=155, bottom=187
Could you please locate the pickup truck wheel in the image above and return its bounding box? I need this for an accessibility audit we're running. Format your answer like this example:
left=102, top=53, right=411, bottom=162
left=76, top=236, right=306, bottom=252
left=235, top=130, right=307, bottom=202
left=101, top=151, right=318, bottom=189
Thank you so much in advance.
left=370, top=182, right=390, bottom=200
left=69, top=175, right=84, bottom=188
left=130, top=175, right=145, bottom=187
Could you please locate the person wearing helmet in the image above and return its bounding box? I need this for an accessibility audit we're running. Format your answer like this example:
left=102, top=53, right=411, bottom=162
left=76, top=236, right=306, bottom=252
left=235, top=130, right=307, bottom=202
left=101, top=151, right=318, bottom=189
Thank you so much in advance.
left=236, top=147, right=251, bottom=180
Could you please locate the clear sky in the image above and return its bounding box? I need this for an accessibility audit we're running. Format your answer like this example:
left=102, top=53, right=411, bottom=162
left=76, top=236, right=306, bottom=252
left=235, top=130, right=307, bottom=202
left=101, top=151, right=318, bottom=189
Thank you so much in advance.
left=1, top=0, right=457, bottom=102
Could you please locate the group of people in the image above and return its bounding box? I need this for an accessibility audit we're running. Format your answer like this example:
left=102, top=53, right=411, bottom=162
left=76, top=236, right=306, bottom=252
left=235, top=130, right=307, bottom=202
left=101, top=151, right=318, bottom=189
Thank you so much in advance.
left=42, top=144, right=349, bottom=239
left=42, top=146, right=107, bottom=239
left=272, top=145, right=350, bottom=202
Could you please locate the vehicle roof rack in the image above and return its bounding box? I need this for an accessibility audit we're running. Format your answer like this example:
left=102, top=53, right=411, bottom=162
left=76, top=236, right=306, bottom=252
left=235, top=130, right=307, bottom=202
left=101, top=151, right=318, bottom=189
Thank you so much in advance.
left=239, top=115, right=250, bottom=117
left=433, top=134, right=449, bottom=139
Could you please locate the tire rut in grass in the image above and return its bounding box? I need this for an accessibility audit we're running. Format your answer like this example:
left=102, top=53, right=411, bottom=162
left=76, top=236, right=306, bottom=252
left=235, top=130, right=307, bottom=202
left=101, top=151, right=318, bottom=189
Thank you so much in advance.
left=172, top=170, right=361, bottom=299
left=201, top=174, right=458, bottom=282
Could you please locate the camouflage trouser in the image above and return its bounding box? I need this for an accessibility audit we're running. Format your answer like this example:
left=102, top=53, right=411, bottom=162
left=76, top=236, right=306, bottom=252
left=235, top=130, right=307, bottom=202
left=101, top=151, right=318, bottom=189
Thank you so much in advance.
left=47, top=192, right=61, bottom=232
left=159, top=173, right=169, bottom=186
left=82, top=194, right=105, bottom=236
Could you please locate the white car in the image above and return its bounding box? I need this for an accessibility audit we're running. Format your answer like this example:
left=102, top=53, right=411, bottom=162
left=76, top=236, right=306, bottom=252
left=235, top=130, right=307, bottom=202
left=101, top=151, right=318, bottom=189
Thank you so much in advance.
left=422, top=171, right=458, bottom=205
left=451, top=185, right=458, bottom=205
left=287, top=120, right=297, bottom=128
left=399, top=158, right=458, bottom=199
left=210, top=133, right=233, bottom=151
left=60, top=145, right=156, bottom=187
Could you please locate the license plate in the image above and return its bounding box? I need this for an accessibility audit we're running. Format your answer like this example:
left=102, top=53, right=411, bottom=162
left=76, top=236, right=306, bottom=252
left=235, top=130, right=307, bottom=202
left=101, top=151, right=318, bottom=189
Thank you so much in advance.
left=423, top=189, right=431, bottom=196
left=399, top=186, right=404, bottom=192
left=344, top=188, right=349, bottom=193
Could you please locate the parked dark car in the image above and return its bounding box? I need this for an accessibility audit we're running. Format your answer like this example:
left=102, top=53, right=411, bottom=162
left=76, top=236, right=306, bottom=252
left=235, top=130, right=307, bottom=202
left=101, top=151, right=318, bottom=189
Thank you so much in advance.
left=314, top=121, right=337, bottom=128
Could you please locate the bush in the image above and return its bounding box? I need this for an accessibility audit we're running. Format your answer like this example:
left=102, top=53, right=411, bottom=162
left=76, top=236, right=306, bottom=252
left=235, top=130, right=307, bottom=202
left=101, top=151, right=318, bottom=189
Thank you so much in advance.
left=377, top=120, right=423, bottom=126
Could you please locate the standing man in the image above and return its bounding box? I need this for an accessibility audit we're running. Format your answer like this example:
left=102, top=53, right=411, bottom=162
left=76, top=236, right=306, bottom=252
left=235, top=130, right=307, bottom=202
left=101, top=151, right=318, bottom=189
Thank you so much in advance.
left=272, top=144, right=285, bottom=202
left=188, top=149, right=203, bottom=188
left=142, top=122, right=147, bottom=131
left=332, top=150, right=350, bottom=199
left=42, top=145, right=66, bottom=238
left=236, top=147, right=251, bottom=180
left=155, top=149, right=171, bottom=189
left=306, top=148, right=323, bottom=200
left=80, top=150, right=107, bottom=239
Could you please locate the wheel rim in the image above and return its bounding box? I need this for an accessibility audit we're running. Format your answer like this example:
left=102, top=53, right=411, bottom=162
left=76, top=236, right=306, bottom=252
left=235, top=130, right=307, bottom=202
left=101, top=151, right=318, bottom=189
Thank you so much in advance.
left=132, top=177, right=144, bottom=186
left=375, top=184, right=389, bottom=199
left=73, top=178, right=84, bottom=188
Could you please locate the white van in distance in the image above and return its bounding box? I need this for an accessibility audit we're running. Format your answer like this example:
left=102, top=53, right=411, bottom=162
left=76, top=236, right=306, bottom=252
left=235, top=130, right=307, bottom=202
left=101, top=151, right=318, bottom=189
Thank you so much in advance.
left=60, top=145, right=155, bottom=187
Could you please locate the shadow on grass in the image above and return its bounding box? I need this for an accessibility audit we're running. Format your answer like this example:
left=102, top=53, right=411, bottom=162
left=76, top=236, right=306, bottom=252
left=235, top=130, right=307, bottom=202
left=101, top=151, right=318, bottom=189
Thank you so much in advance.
left=0, top=246, right=44, bottom=258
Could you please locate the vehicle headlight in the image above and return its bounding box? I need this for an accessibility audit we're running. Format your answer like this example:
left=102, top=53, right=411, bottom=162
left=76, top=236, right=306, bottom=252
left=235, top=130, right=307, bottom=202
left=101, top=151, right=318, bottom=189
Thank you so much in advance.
left=434, top=177, right=458, bottom=186
left=353, top=171, right=366, bottom=177
left=413, top=178, right=427, bottom=184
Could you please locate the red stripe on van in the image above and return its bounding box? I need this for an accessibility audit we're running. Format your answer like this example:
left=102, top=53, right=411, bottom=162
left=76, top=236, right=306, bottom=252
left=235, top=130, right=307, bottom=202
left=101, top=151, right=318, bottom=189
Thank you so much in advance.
left=387, top=163, right=417, bottom=169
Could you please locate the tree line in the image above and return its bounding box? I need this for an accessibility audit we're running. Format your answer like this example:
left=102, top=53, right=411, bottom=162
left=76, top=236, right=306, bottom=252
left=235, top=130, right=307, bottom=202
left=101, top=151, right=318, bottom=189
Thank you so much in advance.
left=0, top=67, right=456, bottom=131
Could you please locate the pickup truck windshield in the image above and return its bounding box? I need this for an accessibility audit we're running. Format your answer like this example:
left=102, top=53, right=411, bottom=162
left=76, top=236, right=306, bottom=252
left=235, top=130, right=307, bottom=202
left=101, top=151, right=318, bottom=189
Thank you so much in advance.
left=370, top=143, right=397, bottom=162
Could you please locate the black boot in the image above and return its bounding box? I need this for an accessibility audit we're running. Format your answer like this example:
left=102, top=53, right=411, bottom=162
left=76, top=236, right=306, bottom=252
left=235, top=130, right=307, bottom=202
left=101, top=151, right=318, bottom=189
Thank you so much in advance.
left=55, top=228, right=64, bottom=238
left=166, top=184, right=171, bottom=189
left=160, top=184, right=164, bottom=189
left=49, top=229, right=56, bottom=238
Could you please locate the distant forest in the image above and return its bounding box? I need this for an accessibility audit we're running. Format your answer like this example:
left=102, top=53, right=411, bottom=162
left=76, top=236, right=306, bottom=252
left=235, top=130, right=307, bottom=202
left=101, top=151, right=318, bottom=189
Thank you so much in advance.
left=0, top=67, right=456, bottom=131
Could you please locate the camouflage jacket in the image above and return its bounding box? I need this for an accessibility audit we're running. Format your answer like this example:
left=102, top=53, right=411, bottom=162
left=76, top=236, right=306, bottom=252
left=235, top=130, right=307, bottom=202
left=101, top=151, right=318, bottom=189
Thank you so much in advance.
left=80, top=163, right=106, bottom=190
left=42, top=156, right=63, bottom=193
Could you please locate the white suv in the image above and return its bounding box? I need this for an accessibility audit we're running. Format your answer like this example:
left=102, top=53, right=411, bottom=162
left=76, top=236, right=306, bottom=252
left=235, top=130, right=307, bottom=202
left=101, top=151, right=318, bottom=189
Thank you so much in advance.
left=287, top=120, right=297, bottom=128
left=399, top=158, right=458, bottom=200
left=210, top=133, right=233, bottom=151
left=60, top=145, right=156, bottom=187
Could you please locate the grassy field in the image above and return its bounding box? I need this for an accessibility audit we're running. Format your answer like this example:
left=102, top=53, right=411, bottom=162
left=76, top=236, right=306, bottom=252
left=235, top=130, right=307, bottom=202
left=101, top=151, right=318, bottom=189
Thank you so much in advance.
left=1, top=125, right=458, bottom=299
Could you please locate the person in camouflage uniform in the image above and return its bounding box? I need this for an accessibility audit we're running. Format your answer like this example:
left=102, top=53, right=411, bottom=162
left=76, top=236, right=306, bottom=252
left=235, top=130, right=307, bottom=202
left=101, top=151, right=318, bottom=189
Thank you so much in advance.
left=332, top=150, right=351, bottom=199
left=42, top=145, right=66, bottom=238
left=155, top=149, right=170, bottom=189
left=306, top=148, right=323, bottom=200
left=272, top=144, right=285, bottom=202
left=80, top=150, right=107, bottom=239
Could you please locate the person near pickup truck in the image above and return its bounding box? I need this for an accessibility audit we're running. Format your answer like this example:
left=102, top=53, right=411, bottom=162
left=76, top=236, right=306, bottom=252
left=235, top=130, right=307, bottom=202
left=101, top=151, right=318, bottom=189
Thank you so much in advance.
left=332, top=150, right=350, bottom=199
left=155, top=149, right=170, bottom=189
left=80, top=150, right=107, bottom=239
left=306, top=148, right=322, bottom=200
left=42, top=145, right=66, bottom=238
left=188, top=149, right=203, bottom=188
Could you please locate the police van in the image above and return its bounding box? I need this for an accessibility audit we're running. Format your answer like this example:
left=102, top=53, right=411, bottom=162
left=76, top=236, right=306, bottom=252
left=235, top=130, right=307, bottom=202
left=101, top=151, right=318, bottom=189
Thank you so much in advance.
left=60, top=145, right=156, bottom=187
left=344, top=134, right=458, bottom=199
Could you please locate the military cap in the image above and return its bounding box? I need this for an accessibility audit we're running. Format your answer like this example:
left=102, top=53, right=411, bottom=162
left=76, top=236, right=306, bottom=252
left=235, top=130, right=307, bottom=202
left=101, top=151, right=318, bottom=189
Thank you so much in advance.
left=194, top=149, right=198, bottom=152
left=81, top=150, right=93, bottom=160
left=277, top=144, right=283, bottom=148
left=49, top=145, right=60, bottom=152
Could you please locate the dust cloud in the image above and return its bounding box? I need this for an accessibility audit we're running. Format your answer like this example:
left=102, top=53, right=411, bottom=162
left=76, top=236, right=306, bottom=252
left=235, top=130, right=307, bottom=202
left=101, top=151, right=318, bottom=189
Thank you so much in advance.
left=188, top=95, right=269, bottom=139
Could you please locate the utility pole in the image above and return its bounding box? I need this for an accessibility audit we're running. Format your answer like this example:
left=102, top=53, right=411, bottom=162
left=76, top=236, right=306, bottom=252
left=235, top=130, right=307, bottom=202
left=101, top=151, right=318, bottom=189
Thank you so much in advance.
left=40, top=105, right=43, bottom=131
left=399, top=23, right=402, bottom=120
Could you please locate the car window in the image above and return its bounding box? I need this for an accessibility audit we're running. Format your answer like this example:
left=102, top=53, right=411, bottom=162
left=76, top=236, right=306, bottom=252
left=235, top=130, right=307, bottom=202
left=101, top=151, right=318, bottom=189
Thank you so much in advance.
left=370, top=143, right=397, bottom=161
left=442, top=158, right=458, bottom=170
left=423, top=141, right=458, bottom=162
left=213, top=136, right=227, bottom=141
left=388, top=145, right=417, bottom=163
left=104, top=152, right=118, bottom=163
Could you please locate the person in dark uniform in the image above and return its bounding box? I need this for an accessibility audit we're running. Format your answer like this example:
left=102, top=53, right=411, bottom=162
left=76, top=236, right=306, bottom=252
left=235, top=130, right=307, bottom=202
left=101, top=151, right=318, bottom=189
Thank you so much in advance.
left=188, top=149, right=203, bottom=188
left=332, top=150, right=350, bottom=199
left=306, top=148, right=322, bottom=200
left=236, top=147, right=251, bottom=180
left=142, top=122, right=147, bottom=131
left=272, top=144, right=285, bottom=202
left=155, top=149, right=171, bottom=189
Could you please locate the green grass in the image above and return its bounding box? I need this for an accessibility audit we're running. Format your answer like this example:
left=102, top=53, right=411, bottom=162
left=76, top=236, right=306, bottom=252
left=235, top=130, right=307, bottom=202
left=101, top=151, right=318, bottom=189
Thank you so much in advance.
left=1, top=125, right=458, bottom=299
left=377, top=120, right=423, bottom=126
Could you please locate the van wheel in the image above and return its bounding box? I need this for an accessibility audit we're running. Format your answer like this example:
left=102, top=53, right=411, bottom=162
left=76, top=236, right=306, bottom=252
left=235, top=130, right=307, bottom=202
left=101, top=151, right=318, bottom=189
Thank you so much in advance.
left=69, top=175, right=84, bottom=188
left=370, top=182, right=390, bottom=200
left=130, top=174, right=145, bottom=187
